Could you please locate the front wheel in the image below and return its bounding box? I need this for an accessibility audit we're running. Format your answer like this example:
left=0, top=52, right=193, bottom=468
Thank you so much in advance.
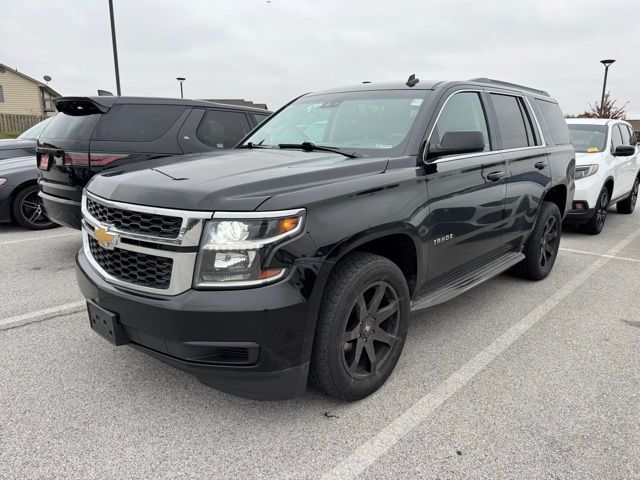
left=616, top=176, right=639, bottom=214
left=12, top=185, right=57, bottom=230
left=512, top=201, right=562, bottom=281
left=309, top=252, right=410, bottom=401
left=581, top=186, right=609, bottom=235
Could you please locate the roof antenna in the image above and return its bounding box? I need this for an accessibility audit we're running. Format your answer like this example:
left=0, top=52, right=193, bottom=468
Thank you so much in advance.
left=406, top=74, right=419, bottom=87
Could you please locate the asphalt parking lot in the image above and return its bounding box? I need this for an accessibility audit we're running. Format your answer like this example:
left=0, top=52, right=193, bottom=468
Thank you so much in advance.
left=1, top=211, right=639, bottom=480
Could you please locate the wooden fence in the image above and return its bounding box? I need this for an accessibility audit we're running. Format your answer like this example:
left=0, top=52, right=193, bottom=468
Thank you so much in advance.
left=0, top=113, right=48, bottom=134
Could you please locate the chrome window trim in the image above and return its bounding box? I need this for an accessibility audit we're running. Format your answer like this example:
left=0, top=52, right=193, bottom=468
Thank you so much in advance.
left=424, top=89, right=548, bottom=165
left=82, top=190, right=212, bottom=247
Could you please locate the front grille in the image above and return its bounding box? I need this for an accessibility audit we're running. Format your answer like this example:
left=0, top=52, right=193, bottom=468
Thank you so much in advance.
left=88, top=236, right=173, bottom=289
left=86, top=198, right=183, bottom=239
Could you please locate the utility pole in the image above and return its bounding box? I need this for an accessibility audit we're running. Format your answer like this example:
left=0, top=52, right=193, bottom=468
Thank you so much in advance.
left=109, top=0, right=122, bottom=95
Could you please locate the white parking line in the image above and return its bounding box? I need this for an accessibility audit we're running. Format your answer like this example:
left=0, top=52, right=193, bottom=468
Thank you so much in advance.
left=560, top=247, right=640, bottom=264
left=0, top=232, right=79, bottom=246
left=0, top=301, right=86, bottom=332
left=322, top=227, right=640, bottom=480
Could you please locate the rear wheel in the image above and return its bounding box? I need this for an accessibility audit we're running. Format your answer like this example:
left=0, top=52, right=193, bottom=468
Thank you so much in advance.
left=512, top=201, right=561, bottom=280
left=581, top=186, right=609, bottom=235
left=12, top=185, right=57, bottom=230
left=309, top=252, right=410, bottom=401
left=616, top=176, right=639, bottom=214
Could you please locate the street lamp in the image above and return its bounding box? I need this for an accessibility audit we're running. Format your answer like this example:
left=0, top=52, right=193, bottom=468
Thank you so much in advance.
left=599, top=59, right=615, bottom=117
left=176, top=77, right=186, bottom=99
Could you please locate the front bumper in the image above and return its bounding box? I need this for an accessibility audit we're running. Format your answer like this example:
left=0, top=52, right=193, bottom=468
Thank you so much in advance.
left=564, top=203, right=596, bottom=224
left=76, top=249, right=321, bottom=400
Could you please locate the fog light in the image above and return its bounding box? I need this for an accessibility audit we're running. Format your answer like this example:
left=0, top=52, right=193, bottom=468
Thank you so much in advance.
left=574, top=202, right=587, bottom=210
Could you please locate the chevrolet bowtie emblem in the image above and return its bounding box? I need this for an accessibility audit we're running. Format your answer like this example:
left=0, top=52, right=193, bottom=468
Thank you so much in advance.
left=94, top=226, right=118, bottom=250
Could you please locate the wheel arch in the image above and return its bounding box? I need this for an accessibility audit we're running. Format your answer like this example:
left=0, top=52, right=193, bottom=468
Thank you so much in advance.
left=8, top=179, right=38, bottom=220
left=320, top=224, right=423, bottom=299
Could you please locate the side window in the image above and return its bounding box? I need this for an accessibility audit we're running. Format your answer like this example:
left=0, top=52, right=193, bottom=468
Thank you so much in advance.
left=253, top=114, right=269, bottom=126
left=0, top=85, right=4, bottom=102
left=101, top=105, right=185, bottom=142
left=611, top=124, right=624, bottom=150
left=431, top=92, right=490, bottom=153
left=490, top=94, right=530, bottom=149
left=624, top=125, right=636, bottom=146
left=534, top=99, right=571, bottom=145
left=197, top=110, right=252, bottom=148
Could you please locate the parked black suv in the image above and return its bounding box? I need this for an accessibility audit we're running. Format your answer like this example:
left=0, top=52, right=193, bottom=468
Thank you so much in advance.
left=76, top=77, right=575, bottom=401
left=37, top=97, right=271, bottom=229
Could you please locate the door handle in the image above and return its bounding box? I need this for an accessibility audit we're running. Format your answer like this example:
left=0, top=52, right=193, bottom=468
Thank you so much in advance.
left=487, top=171, right=505, bottom=182
left=535, top=161, right=549, bottom=170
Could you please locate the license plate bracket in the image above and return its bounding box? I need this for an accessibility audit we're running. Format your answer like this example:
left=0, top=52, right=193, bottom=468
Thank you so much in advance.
left=87, top=300, right=129, bottom=346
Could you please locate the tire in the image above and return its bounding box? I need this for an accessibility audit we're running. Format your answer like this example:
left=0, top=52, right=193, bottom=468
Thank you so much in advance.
left=309, top=252, right=410, bottom=401
left=512, top=201, right=562, bottom=281
left=581, top=186, right=609, bottom=235
left=12, top=185, right=57, bottom=230
left=616, top=176, right=639, bottom=214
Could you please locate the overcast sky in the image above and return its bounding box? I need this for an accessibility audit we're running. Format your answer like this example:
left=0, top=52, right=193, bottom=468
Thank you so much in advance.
left=2, top=0, right=638, bottom=115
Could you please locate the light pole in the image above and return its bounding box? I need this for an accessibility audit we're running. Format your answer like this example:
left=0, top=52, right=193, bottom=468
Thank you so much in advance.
left=599, top=59, right=615, bottom=117
left=108, top=0, right=121, bottom=95
left=176, top=77, right=186, bottom=99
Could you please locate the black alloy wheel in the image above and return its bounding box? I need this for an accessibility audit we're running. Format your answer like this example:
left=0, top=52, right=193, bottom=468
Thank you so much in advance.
left=342, top=280, right=401, bottom=379
left=539, top=215, right=559, bottom=269
left=595, top=188, right=609, bottom=231
left=310, top=252, right=410, bottom=401
left=582, top=186, right=609, bottom=235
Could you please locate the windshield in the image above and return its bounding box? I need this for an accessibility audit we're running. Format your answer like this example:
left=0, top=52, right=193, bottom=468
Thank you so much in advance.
left=243, top=90, right=431, bottom=156
left=18, top=117, right=53, bottom=140
left=568, top=124, right=607, bottom=153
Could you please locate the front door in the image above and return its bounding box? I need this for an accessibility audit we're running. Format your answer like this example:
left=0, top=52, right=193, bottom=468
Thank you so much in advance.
left=424, top=90, right=507, bottom=281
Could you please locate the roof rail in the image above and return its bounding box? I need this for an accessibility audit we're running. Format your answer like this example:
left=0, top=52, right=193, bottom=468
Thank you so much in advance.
left=468, top=78, right=549, bottom=97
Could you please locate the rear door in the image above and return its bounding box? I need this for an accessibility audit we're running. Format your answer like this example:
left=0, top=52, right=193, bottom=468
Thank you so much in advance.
left=178, top=108, right=254, bottom=153
left=485, top=92, right=551, bottom=246
left=424, top=89, right=507, bottom=281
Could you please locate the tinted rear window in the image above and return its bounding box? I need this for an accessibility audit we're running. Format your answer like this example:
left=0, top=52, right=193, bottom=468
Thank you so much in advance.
left=491, top=94, right=531, bottom=149
left=535, top=100, right=571, bottom=145
left=41, top=112, right=100, bottom=140
left=99, top=105, right=185, bottom=142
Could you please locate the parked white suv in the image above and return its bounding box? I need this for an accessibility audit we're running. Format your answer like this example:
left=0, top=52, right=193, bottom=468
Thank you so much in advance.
left=565, top=118, right=639, bottom=234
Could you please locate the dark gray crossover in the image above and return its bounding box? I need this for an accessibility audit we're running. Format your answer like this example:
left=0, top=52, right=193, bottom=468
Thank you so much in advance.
left=76, top=77, right=575, bottom=400
left=37, top=96, right=271, bottom=229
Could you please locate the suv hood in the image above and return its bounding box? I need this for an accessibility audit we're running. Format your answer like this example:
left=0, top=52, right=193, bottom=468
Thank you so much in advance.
left=87, top=149, right=388, bottom=211
left=575, top=151, right=605, bottom=166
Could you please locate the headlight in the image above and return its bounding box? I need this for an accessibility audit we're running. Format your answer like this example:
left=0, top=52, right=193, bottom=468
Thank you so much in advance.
left=574, top=164, right=599, bottom=179
left=193, top=209, right=305, bottom=288
left=0, top=178, right=7, bottom=186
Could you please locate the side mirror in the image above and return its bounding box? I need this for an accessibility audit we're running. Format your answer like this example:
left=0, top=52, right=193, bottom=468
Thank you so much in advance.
left=427, top=131, right=485, bottom=160
left=612, top=145, right=636, bottom=157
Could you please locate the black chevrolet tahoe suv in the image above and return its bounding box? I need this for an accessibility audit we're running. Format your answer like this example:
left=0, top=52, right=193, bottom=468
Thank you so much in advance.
left=76, top=77, right=575, bottom=401
left=36, top=96, right=271, bottom=229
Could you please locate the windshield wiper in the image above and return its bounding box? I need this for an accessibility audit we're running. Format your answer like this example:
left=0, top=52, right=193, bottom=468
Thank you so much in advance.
left=278, top=142, right=360, bottom=158
left=239, top=141, right=273, bottom=149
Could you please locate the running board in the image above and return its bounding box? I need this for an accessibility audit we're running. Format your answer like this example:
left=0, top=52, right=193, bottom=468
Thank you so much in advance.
left=410, top=251, right=525, bottom=311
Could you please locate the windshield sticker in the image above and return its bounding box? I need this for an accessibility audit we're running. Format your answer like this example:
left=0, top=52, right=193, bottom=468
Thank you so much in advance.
left=586, top=147, right=599, bottom=153
left=410, top=99, right=423, bottom=107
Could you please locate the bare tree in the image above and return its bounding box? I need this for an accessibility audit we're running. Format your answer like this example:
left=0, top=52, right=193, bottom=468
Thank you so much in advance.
left=576, top=92, right=628, bottom=119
